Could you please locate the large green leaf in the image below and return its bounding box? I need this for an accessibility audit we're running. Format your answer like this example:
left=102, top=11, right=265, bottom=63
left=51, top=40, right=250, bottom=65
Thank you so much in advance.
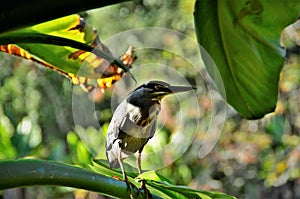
left=194, top=0, right=300, bottom=119
left=1, top=15, right=109, bottom=75
left=0, top=14, right=136, bottom=91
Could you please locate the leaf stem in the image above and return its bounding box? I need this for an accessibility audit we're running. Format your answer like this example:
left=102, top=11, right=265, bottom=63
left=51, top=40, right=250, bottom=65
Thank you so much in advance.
left=0, top=159, right=161, bottom=199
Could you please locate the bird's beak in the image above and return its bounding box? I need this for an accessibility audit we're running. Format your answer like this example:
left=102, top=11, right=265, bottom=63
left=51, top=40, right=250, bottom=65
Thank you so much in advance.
left=167, top=85, right=196, bottom=94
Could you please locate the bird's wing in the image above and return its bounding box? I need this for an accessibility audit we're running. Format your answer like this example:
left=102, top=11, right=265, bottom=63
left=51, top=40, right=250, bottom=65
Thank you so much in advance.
left=119, top=115, right=142, bottom=136
left=105, top=101, right=128, bottom=168
left=106, top=100, right=126, bottom=139
left=148, top=118, right=157, bottom=138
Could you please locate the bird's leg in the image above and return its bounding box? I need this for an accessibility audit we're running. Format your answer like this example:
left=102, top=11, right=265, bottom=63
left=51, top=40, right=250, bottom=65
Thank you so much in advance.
left=117, top=145, right=139, bottom=199
left=137, top=151, right=146, bottom=189
left=118, top=146, right=127, bottom=181
left=137, top=151, right=143, bottom=175
left=137, top=151, right=151, bottom=198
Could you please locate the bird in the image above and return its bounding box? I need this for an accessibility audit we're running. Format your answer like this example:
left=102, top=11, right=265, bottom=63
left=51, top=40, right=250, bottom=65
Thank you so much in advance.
left=106, top=80, right=195, bottom=185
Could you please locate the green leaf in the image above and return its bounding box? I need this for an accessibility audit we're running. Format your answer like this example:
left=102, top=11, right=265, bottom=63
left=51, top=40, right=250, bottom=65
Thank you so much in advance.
left=92, top=159, right=236, bottom=199
left=0, top=159, right=236, bottom=198
left=137, top=170, right=173, bottom=184
left=91, top=159, right=140, bottom=179
left=0, top=14, right=135, bottom=91
left=194, top=0, right=300, bottom=119
left=147, top=181, right=236, bottom=199
left=91, top=160, right=175, bottom=198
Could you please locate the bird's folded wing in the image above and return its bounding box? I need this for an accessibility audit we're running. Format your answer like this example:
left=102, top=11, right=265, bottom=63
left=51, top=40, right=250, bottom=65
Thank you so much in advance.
left=119, top=115, right=141, bottom=136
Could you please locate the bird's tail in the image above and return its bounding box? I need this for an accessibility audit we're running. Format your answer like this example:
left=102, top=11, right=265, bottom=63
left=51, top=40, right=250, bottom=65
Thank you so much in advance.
left=109, top=159, right=120, bottom=169
left=106, top=150, right=120, bottom=169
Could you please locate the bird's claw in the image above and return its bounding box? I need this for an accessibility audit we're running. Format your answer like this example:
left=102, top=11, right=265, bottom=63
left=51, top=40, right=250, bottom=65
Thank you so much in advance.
left=138, top=179, right=151, bottom=199
left=113, top=176, right=139, bottom=199
left=124, top=178, right=140, bottom=199
left=112, top=176, right=151, bottom=198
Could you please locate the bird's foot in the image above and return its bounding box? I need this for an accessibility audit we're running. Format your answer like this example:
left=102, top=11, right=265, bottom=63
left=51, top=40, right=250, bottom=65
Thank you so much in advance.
left=113, top=176, right=139, bottom=199
left=125, top=179, right=138, bottom=199
left=139, top=179, right=152, bottom=199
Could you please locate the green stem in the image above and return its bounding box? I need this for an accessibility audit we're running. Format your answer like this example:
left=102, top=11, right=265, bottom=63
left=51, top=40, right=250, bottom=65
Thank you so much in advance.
left=0, top=33, right=130, bottom=73
left=0, top=159, right=161, bottom=199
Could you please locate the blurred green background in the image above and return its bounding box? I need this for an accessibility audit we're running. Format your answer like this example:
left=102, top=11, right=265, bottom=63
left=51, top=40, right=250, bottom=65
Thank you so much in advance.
left=0, top=1, right=299, bottom=198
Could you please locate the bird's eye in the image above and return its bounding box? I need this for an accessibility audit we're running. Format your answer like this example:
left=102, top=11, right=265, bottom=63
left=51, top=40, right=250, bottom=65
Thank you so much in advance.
left=154, top=85, right=164, bottom=90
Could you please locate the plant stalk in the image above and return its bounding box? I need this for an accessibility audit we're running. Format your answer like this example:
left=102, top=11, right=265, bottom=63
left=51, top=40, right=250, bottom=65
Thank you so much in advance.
left=0, top=159, right=161, bottom=199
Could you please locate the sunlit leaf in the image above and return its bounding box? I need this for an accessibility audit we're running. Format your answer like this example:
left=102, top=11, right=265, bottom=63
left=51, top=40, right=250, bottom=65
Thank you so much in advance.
left=0, top=15, right=136, bottom=91
left=194, top=0, right=300, bottom=119
left=91, top=159, right=139, bottom=179
left=137, top=170, right=172, bottom=184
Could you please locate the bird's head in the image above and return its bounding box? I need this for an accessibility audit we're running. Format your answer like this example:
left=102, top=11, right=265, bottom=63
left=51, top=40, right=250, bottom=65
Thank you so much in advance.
left=131, top=80, right=196, bottom=101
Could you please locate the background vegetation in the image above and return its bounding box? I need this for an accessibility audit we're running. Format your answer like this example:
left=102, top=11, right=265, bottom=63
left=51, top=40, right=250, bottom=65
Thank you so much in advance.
left=0, top=1, right=299, bottom=198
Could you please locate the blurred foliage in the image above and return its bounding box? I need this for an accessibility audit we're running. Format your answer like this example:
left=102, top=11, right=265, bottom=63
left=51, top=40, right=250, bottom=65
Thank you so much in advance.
left=0, top=0, right=299, bottom=199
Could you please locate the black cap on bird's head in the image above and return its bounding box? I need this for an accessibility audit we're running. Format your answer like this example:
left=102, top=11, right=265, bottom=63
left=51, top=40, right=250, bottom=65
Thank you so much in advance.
left=134, top=80, right=196, bottom=100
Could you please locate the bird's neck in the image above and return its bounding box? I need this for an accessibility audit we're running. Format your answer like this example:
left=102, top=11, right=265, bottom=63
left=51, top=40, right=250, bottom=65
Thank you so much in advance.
left=127, top=95, right=161, bottom=126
